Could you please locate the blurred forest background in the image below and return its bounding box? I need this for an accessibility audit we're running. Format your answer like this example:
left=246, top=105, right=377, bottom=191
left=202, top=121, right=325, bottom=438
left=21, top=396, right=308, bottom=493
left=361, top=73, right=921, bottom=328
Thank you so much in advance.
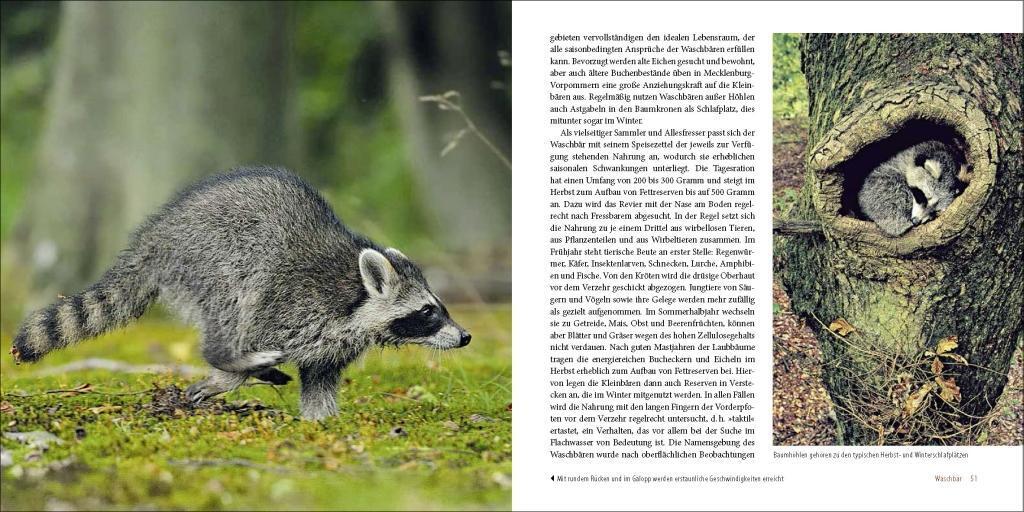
left=1, top=1, right=512, bottom=332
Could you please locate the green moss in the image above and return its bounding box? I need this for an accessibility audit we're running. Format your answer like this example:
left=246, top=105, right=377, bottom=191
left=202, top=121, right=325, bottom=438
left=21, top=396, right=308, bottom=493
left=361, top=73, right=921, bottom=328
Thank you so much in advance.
left=1, top=305, right=511, bottom=510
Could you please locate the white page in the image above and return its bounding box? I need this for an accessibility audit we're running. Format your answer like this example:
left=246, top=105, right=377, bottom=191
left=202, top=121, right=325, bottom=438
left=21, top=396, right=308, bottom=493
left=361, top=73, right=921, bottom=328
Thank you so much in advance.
left=512, top=2, right=1024, bottom=510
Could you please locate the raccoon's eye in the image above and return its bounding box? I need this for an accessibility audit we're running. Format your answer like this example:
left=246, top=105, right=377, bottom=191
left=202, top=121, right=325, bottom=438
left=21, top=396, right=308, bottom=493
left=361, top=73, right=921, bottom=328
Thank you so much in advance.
left=909, top=187, right=927, bottom=205
left=419, top=305, right=437, bottom=317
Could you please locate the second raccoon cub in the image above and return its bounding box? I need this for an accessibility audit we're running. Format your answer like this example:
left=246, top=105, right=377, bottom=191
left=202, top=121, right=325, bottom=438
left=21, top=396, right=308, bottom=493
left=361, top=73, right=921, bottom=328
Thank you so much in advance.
left=858, top=140, right=964, bottom=237
left=12, top=168, right=471, bottom=420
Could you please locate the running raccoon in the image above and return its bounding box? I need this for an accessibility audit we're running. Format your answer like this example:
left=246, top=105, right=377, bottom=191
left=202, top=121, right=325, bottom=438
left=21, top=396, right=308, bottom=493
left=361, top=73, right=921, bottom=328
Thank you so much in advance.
left=11, top=168, right=471, bottom=419
left=858, top=140, right=964, bottom=237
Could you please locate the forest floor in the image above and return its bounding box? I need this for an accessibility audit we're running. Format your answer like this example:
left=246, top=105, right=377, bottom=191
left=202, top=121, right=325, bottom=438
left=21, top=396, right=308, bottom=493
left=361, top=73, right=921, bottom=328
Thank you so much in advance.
left=0, top=305, right=511, bottom=511
left=771, top=117, right=1024, bottom=446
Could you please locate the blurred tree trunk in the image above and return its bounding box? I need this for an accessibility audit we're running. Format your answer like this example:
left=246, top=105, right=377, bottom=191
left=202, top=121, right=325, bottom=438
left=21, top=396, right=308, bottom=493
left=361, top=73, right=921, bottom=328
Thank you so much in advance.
left=20, top=1, right=295, bottom=304
left=777, top=34, right=1022, bottom=444
left=375, top=1, right=511, bottom=253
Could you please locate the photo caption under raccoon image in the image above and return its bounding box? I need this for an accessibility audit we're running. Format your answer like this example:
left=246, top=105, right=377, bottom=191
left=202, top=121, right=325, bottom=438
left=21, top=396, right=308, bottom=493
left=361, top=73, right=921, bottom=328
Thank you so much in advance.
left=11, top=168, right=471, bottom=420
left=857, top=140, right=965, bottom=237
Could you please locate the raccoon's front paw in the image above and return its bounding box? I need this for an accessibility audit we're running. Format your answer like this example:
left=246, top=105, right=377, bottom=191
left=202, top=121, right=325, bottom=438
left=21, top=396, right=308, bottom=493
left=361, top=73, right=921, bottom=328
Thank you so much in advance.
left=186, top=380, right=215, bottom=403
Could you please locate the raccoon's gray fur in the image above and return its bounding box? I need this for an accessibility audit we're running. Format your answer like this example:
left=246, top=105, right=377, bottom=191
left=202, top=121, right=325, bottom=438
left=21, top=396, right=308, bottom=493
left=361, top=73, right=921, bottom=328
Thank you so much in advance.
left=857, top=140, right=963, bottom=237
left=11, top=168, right=471, bottom=419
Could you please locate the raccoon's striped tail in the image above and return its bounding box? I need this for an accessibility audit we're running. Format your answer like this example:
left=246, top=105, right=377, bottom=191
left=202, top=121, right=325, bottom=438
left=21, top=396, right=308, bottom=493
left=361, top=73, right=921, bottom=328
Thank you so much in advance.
left=11, top=264, right=157, bottom=364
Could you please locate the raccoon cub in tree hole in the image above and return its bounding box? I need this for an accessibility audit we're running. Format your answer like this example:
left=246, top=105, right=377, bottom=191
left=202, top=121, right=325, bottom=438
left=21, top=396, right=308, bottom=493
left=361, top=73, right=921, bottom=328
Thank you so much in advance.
left=11, top=168, right=471, bottom=420
left=858, top=140, right=964, bottom=237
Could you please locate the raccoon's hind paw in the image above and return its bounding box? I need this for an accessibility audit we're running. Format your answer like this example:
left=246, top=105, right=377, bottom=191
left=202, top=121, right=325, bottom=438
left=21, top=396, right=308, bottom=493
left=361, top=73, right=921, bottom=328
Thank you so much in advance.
left=251, top=368, right=293, bottom=385
left=187, top=369, right=248, bottom=404
left=185, top=381, right=216, bottom=404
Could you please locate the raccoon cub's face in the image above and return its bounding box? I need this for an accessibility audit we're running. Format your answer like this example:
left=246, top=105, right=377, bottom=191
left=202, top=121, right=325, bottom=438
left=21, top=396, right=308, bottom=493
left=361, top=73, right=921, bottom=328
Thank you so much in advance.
left=358, top=248, right=471, bottom=350
left=914, top=149, right=963, bottom=214
left=906, top=152, right=963, bottom=225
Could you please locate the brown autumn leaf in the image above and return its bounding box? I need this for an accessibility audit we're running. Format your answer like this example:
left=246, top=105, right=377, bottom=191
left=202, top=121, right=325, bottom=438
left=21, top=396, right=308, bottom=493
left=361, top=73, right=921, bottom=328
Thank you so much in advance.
left=939, top=352, right=969, bottom=365
left=828, top=318, right=856, bottom=336
left=931, top=357, right=944, bottom=376
left=903, top=382, right=935, bottom=417
left=935, top=376, right=962, bottom=403
left=935, top=336, right=958, bottom=355
left=0, top=401, right=13, bottom=415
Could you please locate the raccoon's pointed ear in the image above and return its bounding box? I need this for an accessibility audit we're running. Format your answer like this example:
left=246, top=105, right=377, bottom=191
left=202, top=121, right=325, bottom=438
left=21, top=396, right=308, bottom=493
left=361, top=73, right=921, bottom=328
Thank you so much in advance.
left=359, top=249, right=398, bottom=296
left=924, top=159, right=943, bottom=179
left=385, top=247, right=408, bottom=260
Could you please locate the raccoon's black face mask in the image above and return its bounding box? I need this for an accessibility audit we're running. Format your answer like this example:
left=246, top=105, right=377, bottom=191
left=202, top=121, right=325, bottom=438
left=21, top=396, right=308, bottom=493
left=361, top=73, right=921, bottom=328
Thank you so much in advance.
left=358, top=248, right=471, bottom=349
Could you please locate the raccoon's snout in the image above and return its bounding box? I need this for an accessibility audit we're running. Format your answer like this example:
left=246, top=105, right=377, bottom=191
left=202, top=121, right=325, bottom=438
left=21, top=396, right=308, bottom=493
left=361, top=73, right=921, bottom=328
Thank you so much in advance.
left=458, top=331, right=472, bottom=347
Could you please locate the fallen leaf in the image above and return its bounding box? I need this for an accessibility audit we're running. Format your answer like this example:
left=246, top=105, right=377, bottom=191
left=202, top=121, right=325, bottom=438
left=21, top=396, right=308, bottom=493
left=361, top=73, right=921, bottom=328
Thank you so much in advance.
left=939, top=352, right=969, bottom=364
left=935, top=376, right=962, bottom=403
left=0, top=402, right=13, bottom=415
left=828, top=318, right=856, bottom=336
left=88, top=405, right=122, bottom=415
left=935, top=336, right=958, bottom=355
left=931, top=357, right=944, bottom=376
left=903, top=383, right=935, bottom=417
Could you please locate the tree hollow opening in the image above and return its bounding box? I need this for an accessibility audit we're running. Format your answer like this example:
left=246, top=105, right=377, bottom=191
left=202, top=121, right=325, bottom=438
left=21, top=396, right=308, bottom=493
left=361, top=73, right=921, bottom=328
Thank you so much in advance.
left=837, top=120, right=969, bottom=220
left=807, top=84, right=997, bottom=256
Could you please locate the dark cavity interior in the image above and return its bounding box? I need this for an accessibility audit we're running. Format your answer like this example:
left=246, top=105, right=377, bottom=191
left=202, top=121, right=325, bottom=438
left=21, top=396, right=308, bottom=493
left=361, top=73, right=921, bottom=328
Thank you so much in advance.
left=836, top=120, right=968, bottom=219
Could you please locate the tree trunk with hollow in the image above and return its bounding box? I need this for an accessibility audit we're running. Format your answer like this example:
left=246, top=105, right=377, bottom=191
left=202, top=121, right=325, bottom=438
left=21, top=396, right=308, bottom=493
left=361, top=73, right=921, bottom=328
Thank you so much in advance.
left=776, top=34, right=1022, bottom=445
left=18, top=1, right=295, bottom=306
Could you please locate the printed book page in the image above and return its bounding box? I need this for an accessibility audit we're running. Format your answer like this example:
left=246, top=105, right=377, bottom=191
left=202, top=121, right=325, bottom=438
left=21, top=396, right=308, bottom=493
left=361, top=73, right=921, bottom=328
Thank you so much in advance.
left=512, top=1, right=1023, bottom=510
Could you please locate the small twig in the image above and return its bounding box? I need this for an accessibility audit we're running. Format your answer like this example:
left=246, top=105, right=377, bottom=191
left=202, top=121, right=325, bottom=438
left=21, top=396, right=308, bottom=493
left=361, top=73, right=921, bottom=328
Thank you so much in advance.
left=419, top=91, right=512, bottom=172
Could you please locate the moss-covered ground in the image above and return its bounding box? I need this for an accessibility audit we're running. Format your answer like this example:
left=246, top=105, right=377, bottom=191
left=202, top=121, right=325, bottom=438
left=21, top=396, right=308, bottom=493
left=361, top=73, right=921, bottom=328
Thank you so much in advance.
left=0, top=305, right=511, bottom=510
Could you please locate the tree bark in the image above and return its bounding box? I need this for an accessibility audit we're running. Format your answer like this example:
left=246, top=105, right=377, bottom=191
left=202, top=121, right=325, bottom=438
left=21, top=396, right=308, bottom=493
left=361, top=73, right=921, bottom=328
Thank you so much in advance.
left=777, top=34, right=1023, bottom=444
left=19, top=1, right=295, bottom=305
